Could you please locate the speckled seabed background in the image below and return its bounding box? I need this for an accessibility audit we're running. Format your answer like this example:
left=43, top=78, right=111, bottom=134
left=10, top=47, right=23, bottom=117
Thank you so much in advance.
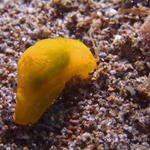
left=0, top=0, right=150, bottom=150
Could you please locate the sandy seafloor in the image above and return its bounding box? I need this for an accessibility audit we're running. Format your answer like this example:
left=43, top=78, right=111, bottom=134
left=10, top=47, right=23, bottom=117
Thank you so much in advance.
left=0, top=0, right=150, bottom=150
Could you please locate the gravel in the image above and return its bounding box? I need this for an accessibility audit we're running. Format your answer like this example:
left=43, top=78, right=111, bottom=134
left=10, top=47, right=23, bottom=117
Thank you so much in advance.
left=0, top=0, right=150, bottom=149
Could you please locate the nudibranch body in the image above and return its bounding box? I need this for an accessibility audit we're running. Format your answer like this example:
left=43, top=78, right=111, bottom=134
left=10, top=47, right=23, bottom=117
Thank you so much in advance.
left=13, top=38, right=97, bottom=125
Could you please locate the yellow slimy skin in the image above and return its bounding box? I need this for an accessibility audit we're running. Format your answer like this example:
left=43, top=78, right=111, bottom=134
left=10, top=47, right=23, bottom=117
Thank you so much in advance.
left=13, top=38, right=97, bottom=125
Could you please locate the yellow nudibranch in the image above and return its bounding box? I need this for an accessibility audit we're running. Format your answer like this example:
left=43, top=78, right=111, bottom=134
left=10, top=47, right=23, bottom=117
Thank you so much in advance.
left=13, top=37, right=97, bottom=125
